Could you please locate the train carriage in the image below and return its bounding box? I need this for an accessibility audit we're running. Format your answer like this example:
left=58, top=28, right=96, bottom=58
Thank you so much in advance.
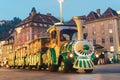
left=25, top=37, right=49, bottom=70
left=8, top=51, right=15, bottom=68
left=14, top=46, right=27, bottom=69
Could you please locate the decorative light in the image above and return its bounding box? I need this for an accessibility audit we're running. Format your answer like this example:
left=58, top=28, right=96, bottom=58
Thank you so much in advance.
left=110, top=46, right=114, bottom=52
left=96, top=54, right=99, bottom=58
left=16, top=27, right=22, bottom=34
left=58, top=0, right=64, bottom=3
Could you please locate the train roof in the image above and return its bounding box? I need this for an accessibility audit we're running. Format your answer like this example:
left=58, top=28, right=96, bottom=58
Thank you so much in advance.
left=27, top=36, right=50, bottom=44
left=47, top=23, right=77, bottom=33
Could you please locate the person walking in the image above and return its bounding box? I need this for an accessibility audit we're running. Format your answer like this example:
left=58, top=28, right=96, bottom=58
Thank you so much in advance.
left=99, top=52, right=105, bottom=64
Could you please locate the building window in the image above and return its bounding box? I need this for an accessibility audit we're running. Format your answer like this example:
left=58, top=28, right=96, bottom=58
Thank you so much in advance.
left=100, top=22, right=104, bottom=27
left=43, top=29, right=46, bottom=32
left=34, top=35, right=37, bottom=39
left=26, top=24, right=29, bottom=26
left=9, top=46, right=12, bottom=49
left=27, top=36, right=29, bottom=41
left=40, top=23, right=43, bottom=27
left=44, top=24, right=47, bottom=27
left=10, top=39, right=13, bottom=43
left=102, top=31, right=105, bottom=34
left=34, top=23, right=37, bottom=26
left=108, top=20, right=112, bottom=24
left=22, top=25, right=25, bottom=28
left=92, top=24, right=95, bottom=27
left=102, top=38, right=105, bottom=43
left=52, top=20, right=55, bottom=23
left=42, top=19, right=46, bottom=22
left=92, top=31, right=96, bottom=35
left=110, top=37, right=113, bottom=43
left=109, top=29, right=112, bottom=33
left=82, top=25, right=87, bottom=28
left=93, top=39, right=96, bottom=45
left=40, top=30, right=43, bottom=33
left=110, top=46, right=114, bottom=52
left=83, top=32, right=88, bottom=39
left=34, top=28, right=37, bottom=33
left=49, top=25, right=52, bottom=27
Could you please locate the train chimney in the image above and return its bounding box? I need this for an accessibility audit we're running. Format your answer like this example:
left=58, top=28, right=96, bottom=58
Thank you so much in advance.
left=73, top=16, right=83, bottom=40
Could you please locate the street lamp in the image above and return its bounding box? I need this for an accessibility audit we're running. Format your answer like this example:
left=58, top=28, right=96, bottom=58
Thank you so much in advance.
left=58, top=0, right=64, bottom=23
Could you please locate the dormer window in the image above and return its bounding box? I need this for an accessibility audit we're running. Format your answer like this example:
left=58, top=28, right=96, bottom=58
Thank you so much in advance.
left=42, top=19, right=46, bottom=22
left=22, top=25, right=24, bottom=28
left=44, top=24, right=47, bottom=27
left=40, top=23, right=43, bottom=27
left=34, top=23, right=37, bottom=26
left=26, top=24, right=29, bottom=26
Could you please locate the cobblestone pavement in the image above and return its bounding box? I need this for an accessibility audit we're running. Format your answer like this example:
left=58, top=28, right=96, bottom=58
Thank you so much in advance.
left=0, top=64, right=120, bottom=80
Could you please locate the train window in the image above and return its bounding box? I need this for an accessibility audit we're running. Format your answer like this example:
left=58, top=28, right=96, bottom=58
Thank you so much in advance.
left=60, top=29, right=77, bottom=41
left=51, top=31, right=57, bottom=39
left=60, top=34, right=68, bottom=41
left=72, top=32, right=78, bottom=40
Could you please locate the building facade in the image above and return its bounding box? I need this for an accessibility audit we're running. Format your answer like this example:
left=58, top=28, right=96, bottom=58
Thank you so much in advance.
left=14, top=8, right=59, bottom=49
left=85, top=8, right=120, bottom=54
left=68, top=8, right=120, bottom=55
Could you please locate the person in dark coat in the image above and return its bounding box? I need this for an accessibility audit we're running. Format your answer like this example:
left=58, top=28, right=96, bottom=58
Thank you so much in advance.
left=99, top=52, right=105, bottom=64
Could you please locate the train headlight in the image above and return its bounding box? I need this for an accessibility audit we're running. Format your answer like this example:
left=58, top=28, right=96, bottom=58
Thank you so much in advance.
left=68, top=52, right=74, bottom=58
left=69, top=54, right=73, bottom=58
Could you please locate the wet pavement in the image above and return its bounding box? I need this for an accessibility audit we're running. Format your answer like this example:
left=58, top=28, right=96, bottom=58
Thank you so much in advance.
left=0, top=64, right=120, bottom=80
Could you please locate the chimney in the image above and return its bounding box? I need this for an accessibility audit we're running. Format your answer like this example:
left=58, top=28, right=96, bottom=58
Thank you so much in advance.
left=47, top=13, right=52, bottom=16
left=30, top=7, right=37, bottom=16
left=96, top=9, right=101, bottom=17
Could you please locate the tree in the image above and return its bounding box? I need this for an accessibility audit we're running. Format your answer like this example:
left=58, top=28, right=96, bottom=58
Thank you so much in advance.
left=0, top=17, right=22, bottom=40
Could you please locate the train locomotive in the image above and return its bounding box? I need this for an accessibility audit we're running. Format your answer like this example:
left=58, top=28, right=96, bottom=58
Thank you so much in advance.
left=8, top=16, right=94, bottom=73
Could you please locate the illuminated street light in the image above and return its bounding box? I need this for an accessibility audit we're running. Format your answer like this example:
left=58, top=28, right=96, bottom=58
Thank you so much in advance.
left=58, top=0, right=64, bottom=23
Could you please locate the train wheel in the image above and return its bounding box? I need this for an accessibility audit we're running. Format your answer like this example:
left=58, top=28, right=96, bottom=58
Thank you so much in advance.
left=59, top=59, right=69, bottom=73
left=12, top=66, right=15, bottom=69
left=28, top=66, right=32, bottom=70
left=49, top=65, right=58, bottom=72
left=9, top=66, right=12, bottom=69
left=59, top=60, right=65, bottom=72
left=84, top=69, right=93, bottom=73
left=17, top=66, right=20, bottom=69
left=22, top=65, right=25, bottom=69
left=36, top=64, right=40, bottom=70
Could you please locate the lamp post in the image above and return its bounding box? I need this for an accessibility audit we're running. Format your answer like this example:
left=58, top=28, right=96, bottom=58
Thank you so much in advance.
left=58, top=0, right=64, bottom=23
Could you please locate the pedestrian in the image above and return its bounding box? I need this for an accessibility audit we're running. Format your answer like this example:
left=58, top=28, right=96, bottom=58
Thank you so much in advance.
left=99, top=52, right=105, bottom=64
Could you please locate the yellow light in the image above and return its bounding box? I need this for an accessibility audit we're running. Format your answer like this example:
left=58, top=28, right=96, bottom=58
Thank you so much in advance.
left=69, top=54, right=73, bottom=58
left=16, top=27, right=22, bottom=34
left=58, top=0, right=64, bottom=3
left=96, top=54, right=99, bottom=58
left=68, top=52, right=74, bottom=58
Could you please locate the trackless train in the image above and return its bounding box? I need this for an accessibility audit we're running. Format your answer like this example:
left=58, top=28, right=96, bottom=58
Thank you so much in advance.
left=8, top=17, right=94, bottom=73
